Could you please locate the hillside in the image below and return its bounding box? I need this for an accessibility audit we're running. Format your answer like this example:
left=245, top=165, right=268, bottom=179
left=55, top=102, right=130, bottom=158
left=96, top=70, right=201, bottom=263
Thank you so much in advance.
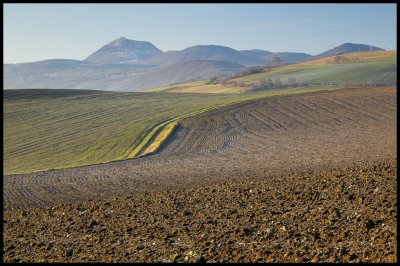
left=231, top=50, right=396, bottom=86
left=3, top=87, right=396, bottom=263
left=4, top=59, right=244, bottom=92
left=314, top=42, right=384, bottom=58
left=240, top=49, right=273, bottom=58
left=3, top=89, right=270, bottom=175
left=3, top=59, right=152, bottom=90
left=240, top=49, right=312, bottom=64
left=4, top=87, right=396, bottom=209
left=112, top=60, right=245, bottom=91
left=296, top=50, right=396, bottom=66
left=260, top=52, right=312, bottom=64
left=148, top=50, right=396, bottom=93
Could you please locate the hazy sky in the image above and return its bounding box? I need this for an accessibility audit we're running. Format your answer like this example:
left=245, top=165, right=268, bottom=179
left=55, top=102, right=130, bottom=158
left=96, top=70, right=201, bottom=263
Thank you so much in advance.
left=4, top=3, right=397, bottom=63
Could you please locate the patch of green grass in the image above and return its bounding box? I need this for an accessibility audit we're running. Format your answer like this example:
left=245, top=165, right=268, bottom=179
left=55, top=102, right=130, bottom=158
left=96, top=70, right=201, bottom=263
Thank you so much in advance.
left=2, top=89, right=261, bottom=175
left=139, top=80, right=209, bottom=92
left=4, top=86, right=338, bottom=175
left=232, top=57, right=396, bottom=85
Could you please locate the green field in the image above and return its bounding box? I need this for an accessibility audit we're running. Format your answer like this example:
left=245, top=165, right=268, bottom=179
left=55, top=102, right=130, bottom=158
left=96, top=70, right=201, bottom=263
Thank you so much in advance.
left=141, top=51, right=396, bottom=93
left=232, top=60, right=396, bottom=85
left=4, top=87, right=333, bottom=175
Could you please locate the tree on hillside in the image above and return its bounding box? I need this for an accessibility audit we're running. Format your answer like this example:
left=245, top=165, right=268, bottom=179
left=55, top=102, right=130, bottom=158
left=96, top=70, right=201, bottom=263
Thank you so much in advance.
left=272, top=56, right=282, bottom=67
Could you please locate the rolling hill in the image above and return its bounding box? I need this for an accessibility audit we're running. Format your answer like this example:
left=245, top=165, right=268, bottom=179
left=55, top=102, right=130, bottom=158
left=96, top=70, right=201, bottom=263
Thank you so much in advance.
left=4, top=59, right=245, bottom=92
left=110, top=60, right=245, bottom=91
left=3, top=83, right=338, bottom=175
left=232, top=50, right=396, bottom=85
left=145, top=50, right=396, bottom=93
left=3, top=89, right=267, bottom=175
left=260, top=52, right=313, bottom=64
left=240, top=49, right=273, bottom=58
left=4, top=59, right=152, bottom=90
left=314, top=43, right=384, bottom=58
left=240, top=49, right=312, bottom=64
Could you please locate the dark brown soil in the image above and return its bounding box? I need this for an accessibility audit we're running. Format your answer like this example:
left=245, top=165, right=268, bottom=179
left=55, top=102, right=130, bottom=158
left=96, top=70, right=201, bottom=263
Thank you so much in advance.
left=3, top=87, right=397, bottom=262
left=3, top=161, right=397, bottom=262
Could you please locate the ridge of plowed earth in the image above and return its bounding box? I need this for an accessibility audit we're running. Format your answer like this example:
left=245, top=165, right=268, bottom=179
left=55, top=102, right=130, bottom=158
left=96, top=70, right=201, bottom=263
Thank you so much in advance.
left=3, top=161, right=397, bottom=262
left=3, top=87, right=396, bottom=211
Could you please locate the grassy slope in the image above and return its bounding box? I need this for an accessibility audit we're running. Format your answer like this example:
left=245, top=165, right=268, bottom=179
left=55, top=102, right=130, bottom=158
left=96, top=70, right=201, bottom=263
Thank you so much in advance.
left=141, top=80, right=209, bottom=92
left=296, top=50, right=396, bottom=66
left=4, top=87, right=333, bottom=175
left=140, top=80, right=246, bottom=94
left=233, top=60, right=396, bottom=84
left=142, top=51, right=396, bottom=93
left=232, top=50, right=396, bottom=84
left=2, top=89, right=260, bottom=175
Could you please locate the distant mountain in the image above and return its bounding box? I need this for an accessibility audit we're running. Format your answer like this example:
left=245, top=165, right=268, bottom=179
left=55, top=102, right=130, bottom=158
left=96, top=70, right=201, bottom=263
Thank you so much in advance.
left=260, top=52, right=313, bottom=64
left=4, top=38, right=390, bottom=92
left=240, top=49, right=312, bottom=64
left=4, top=59, right=244, bottom=91
left=4, top=59, right=152, bottom=90
left=84, top=37, right=163, bottom=64
left=139, top=45, right=265, bottom=67
left=111, top=60, right=246, bottom=91
left=315, top=43, right=384, bottom=58
left=240, top=49, right=273, bottom=58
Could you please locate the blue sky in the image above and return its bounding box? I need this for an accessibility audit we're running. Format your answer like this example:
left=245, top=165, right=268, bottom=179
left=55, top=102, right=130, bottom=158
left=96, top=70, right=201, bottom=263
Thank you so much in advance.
left=4, top=3, right=397, bottom=63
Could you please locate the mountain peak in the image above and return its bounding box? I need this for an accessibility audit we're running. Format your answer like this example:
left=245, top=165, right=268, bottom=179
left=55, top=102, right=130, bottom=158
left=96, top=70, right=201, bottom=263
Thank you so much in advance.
left=114, top=36, right=127, bottom=41
left=85, top=37, right=163, bottom=64
left=107, top=37, right=129, bottom=47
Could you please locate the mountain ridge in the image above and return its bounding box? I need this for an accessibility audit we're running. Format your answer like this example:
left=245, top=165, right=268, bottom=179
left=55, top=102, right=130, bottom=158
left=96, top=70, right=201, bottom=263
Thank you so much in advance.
left=4, top=37, right=388, bottom=92
left=138, top=44, right=266, bottom=67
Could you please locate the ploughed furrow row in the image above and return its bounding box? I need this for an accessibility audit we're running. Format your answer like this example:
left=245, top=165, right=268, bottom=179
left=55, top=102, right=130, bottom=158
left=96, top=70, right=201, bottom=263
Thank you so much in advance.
left=3, top=87, right=396, bottom=210
left=273, top=98, right=338, bottom=133
left=339, top=97, right=385, bottom=119
left=304, top=100, right=356, bottom=123
left=311, top=98, right=360, bottom=123
left=330, top=99, right=379, bottom=121
left=356, top=98, right=397, bottom=119
left=285, top=98, right=343, bottom=127
left=251, top=109, right=289, bottom=131
left=157, top=125, right=191, bottom=156
left=230, top=111, right=271, bottom=140
left=162, top=87, right=396, bottom=156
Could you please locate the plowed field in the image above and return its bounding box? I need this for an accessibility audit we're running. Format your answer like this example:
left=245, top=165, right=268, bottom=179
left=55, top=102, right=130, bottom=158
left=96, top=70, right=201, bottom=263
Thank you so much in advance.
left=3, top=86, right=397, bottom=262
left=3, top=87, right=396, bottom=210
